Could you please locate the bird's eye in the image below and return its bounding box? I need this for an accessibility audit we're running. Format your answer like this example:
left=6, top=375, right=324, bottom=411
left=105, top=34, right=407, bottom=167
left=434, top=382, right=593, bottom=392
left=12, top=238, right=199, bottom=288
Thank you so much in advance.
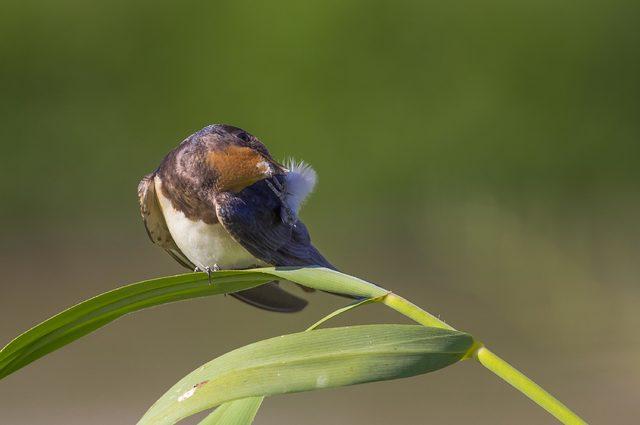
left=236, top=131, right=251, bottom=142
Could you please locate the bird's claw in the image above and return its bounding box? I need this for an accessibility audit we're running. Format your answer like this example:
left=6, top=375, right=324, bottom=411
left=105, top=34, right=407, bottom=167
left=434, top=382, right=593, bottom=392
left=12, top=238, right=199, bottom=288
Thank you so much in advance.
left=266, top=178, right=297, bottom=227
left=281, top=207, right=297, bottom=226
left=195, top=265, right=220, bottom=284
left=265, top=178, right=286, bottom=201
left=270, top=176, right=285, bottom=192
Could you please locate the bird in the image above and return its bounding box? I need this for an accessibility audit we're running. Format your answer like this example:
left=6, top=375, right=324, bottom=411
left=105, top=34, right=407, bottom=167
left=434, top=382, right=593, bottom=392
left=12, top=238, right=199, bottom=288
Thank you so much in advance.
left=137, top=124, right=335, bottom=313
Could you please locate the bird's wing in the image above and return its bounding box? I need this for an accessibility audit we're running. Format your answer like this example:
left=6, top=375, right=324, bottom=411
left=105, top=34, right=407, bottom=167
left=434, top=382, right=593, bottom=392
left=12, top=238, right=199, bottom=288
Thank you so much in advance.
left=137, top=173, right=194, bottom=269
left=214, top=177, right=335, bottom=269
left=138, top=173, right=308, bottom=313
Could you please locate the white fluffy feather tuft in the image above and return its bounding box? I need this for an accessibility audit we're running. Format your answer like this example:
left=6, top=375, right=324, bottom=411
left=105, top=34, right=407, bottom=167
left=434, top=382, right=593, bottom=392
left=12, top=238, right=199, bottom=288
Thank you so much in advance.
left=283, top=159, right=317, bottom=214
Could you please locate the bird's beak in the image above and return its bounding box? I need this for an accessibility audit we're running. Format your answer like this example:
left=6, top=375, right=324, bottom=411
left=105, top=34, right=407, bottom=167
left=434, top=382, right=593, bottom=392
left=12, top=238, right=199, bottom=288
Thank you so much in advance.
left=264, top=159, right=286, bottom=177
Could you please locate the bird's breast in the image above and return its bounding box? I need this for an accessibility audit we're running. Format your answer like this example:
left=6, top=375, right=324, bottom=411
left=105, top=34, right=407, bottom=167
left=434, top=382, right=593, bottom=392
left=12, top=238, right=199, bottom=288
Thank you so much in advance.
left=154, top=176, right=264, bottom=270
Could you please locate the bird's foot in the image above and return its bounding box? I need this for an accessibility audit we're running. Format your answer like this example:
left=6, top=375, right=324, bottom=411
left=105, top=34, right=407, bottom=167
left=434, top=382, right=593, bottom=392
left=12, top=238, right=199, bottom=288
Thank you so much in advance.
left=266, top=178, right=297, bottom=227
left=205, top=264, right=220, bottom=284
left=265, top=178, right=287, bottom=202
left=195, top=265, right=220, bottom=284
left=282, top=207, right=297, bottom=227
left=268, top=175, right=286, bottom=192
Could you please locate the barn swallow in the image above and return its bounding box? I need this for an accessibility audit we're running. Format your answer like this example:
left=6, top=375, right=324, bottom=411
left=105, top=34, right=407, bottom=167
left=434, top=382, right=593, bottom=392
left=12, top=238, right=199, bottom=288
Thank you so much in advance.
left=138, top=124, right=334, bottom=312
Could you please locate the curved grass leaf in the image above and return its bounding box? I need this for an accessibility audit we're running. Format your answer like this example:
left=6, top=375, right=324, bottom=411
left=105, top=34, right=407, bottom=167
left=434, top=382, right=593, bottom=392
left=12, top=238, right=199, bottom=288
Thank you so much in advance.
left=205, top=296, right=381, bottom=424
left=245, top=267, right=389, bottom=298
left=198, top=397, right=264, bottom=425
left=0, top=272, right=275, bottom=379
left=138, top=324, right=473, bottom=425
left=306, top=297, right=381, bottom=331
left=0, top=267, right=387, bottom=380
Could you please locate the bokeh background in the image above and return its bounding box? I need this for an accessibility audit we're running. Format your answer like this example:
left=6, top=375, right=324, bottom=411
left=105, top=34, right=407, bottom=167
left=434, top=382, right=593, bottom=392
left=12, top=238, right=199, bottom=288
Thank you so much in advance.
left=1, top=1, right=638, bottom=423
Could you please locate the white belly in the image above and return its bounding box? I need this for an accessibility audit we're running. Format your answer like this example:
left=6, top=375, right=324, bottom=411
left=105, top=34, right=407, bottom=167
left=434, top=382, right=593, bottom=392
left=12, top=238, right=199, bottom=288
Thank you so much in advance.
left=154, top=177, right=263, bottom=270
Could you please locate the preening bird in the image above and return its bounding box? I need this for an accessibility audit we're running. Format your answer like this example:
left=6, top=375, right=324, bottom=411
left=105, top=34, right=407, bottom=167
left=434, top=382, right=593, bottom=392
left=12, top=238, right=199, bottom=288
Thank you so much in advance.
left=138, top=124, right=334, bottom=312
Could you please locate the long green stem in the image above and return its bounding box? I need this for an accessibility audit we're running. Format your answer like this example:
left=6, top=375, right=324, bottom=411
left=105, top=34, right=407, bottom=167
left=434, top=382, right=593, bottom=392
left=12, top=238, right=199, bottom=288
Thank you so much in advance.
left=382, top=293, right=587, bottom=424
left=474, top=347, right=584, bottom=424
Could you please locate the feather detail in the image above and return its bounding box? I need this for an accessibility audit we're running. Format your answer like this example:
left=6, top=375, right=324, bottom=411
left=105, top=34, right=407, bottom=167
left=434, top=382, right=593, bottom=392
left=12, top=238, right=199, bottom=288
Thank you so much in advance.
left=283, top=159, right=317, bottom=214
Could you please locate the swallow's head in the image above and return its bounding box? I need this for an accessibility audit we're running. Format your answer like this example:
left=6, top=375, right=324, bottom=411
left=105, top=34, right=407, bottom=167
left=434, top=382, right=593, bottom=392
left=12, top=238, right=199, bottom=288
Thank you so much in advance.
left=192, top=124, right=284, bottom=193
left=197, top=124, right=318, bottom=212
left=159, top=124, right=318, bottom=221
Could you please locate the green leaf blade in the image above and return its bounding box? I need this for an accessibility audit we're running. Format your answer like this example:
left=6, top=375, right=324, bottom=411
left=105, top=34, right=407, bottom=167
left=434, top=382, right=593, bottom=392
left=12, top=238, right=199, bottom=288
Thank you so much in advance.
left=138, top=324, right=473, bottom=425
left=245, top=267, right=390, bottom=299
left=0, top=272, right=274, bottom=379
left=0, top=267, right=390, bottom=380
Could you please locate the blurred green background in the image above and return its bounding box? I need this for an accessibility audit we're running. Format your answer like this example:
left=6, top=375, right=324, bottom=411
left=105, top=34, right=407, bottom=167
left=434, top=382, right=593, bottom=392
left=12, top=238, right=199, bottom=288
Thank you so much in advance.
left=1, top=1, right=638, bottom=423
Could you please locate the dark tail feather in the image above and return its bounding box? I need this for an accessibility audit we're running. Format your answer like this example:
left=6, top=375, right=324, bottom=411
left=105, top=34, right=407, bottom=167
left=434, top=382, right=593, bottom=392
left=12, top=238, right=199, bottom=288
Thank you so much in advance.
left=230, top=246, right=356, bottom=312
left=230, top=282, right=308, bottom=313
